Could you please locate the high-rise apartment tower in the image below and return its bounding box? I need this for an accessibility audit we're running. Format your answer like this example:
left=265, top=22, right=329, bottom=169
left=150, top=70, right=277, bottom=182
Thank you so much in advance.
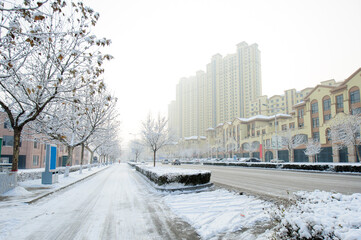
left=168, top=42, right=262, bottom=139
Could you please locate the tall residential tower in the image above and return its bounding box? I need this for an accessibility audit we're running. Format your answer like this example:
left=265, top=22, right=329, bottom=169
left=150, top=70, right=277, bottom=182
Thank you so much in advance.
left=168, top=42, right=262, bottom=139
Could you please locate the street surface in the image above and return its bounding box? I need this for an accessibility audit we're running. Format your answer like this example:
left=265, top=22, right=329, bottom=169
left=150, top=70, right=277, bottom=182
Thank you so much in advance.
left=170, top=164, right=361, bottom=200
left=4, top=164, right=199, bottom=240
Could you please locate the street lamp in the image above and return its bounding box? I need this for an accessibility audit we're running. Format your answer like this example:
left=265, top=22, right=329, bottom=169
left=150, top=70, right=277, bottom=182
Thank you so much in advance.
left=262, top=104, right=284, bottom=160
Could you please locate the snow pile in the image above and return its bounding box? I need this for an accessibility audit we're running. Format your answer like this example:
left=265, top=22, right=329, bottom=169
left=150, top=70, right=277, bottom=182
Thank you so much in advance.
left=1, top=186, right=31, bottom=197
left=163, top=189, right=272, bottom=239
left=272, top=190, right=361, bottom=240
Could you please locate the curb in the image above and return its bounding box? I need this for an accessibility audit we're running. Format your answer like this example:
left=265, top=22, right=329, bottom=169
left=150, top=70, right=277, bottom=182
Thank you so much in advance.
left=25, top=166, right=110, bottom=204
left=154, top=182, right=214, bottom=192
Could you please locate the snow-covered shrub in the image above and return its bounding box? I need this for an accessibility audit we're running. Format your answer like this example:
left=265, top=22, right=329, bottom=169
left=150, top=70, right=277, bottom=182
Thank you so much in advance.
left=271, top=191, right=361, bottom=240
left=135, top=165, right=211, bottom=186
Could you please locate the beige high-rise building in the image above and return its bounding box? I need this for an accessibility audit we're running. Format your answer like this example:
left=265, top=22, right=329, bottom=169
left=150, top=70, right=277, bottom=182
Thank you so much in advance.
left=168, top=42, right=262, bottom=139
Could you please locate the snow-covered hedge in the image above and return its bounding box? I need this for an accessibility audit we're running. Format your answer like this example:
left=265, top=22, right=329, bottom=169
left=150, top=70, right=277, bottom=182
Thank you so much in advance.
left=16, top=164, right=98, bottom=182
left=203, top=162, right=361, bottom=173
left=271, top=191, right=361, bottom=239
left=134, top=164, right=211, bottom=186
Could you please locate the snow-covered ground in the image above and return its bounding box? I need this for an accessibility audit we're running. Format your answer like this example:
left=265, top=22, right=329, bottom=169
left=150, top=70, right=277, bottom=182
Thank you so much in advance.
left=272, top=191, right=361, bottom=240
left=162, top=189, right=273, bottom=239
left=1, top=165, right=107, bottom=205
left=1, top=163, right=360, bottom=240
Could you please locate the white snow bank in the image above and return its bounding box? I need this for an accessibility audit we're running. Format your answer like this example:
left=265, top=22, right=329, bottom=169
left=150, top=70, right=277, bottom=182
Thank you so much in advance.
left=163, top=189, right=361, bottom=240
left=273, top=190, right=361, bottom=240
left=1, top=186, right=31, bottom=197
left=163, top=189, right=272, bottom=239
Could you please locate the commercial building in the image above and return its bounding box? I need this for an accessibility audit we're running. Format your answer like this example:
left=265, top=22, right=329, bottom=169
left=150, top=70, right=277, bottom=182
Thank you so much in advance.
left=205, top=68, right=361, bottom=163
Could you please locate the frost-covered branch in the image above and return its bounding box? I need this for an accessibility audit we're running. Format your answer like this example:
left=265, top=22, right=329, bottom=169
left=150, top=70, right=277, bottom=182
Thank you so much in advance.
left=304, top=139, right=322, bottom=162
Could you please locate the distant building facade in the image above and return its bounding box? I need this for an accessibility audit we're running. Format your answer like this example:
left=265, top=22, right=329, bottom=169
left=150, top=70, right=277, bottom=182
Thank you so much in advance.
left=168, top=42, right=262, bottom=139
left=0, top=113, right=91, bottom=169
left=205, top=68, right=361, bottom=163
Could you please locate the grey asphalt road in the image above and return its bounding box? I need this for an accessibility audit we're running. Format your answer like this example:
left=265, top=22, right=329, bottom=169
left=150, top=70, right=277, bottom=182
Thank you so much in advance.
left=169, top=164, right=361, bottom=200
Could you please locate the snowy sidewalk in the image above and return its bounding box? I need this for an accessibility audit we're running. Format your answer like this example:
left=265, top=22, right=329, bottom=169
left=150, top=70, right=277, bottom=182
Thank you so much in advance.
left=0, top=165, right=108, bottom=206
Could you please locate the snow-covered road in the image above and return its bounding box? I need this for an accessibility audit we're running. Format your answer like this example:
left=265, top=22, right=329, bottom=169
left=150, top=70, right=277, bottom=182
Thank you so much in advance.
left=1, top=164, right=199, bottom=240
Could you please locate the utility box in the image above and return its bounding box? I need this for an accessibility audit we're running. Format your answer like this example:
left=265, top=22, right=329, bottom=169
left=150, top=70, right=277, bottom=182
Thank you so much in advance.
left=42, top=144, right=58, bottom=184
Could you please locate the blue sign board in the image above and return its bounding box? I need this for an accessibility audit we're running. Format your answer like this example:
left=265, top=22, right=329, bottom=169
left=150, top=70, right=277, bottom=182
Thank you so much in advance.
left=50, top=145, right=57, bottom=170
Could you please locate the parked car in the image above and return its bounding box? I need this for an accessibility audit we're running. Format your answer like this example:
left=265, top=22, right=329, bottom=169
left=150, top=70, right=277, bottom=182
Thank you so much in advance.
left=162, top=159, right=169, bottom=164
left=242, top=157, right=261, bottom=162
left=270, top=159, right=285, bottom=163
left=172, top=159, right=181, bottom=165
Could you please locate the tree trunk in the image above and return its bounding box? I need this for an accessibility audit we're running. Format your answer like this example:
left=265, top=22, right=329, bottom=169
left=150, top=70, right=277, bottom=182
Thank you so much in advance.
left=153, top=150, right=156, bottom=167
left=85, top=145, right=94, bottom=170
left=289, top=149, right=293, bottom=163
left=67, top=146, right=74, bottom=166
left=64, top=146, right=74, bottom=177
left=11, top=127, right=23, bottom=172
left=80, top=143, right=85, bottom=165
left=355, top=144, right=361, bottom=163
left=80, top=143, right=85, bottom=174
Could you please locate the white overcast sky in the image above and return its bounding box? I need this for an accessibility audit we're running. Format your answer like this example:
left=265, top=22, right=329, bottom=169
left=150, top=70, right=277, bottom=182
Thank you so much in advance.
left=86, top=0, right=361, bottom=145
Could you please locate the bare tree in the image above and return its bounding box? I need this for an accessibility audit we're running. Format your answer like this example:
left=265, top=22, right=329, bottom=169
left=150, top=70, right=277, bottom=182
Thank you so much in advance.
left=34, top=86, right=117, bottom=176
left=130, top=140, right=144, bottom=162
left=0, top=0, right=112, bottom=171
left=280, top=129, right=307, bottom=162
left=304, top=139, right=322, bottom=162
left=243, top=142, right=259, bottom=158
left=330, top=113, right=361, bottom=161
left=141, top=113, right=172, bottom=167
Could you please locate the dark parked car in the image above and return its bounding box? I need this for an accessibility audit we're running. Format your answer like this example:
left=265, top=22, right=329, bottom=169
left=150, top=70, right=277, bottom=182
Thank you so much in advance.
left=245, top=157, right=261, bottom=162
left=172, top=159, right=181, bottom=165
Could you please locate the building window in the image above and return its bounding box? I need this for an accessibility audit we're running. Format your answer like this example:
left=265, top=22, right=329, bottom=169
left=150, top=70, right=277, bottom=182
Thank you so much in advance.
left=311, top=102, right=318, bottom=114
left=282, top=124, right=287, bottom=131
left=350, top=89, right=360, bottom=104
left=298, top=109, right=304, bottom=118
left=34, top=139, right=38, bottom=149
left=313, top=132, right=320, bottom=141
left=299, top=123, right=304, bottom=128
left=336, top=94, right=344, bottom=110
left=323, top=98, right=331, bottom=111
left=3, top=135, right=22, bottom=147
left=33, top=155, right=39, bottom=166
left=326, top=129, right=331, bottom=142
left=266, top=139, right=270, bottom=148
left=324, top=114, right=332, bottom=121
left=3, top=135, right=14, bottom=146
left=262, top=129, right=266, bottom=135
left=312, top=117, right=319, bottom=128
left=3, top=120, right=11, bottom=129
left=352, top=107, right=361, bottom=115
left=289, top=123, right=295, bottom=129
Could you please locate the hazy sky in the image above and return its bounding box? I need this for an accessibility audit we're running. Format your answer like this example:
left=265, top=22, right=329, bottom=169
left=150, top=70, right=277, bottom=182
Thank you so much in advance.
left=86, top=0, right=361, bottom=145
